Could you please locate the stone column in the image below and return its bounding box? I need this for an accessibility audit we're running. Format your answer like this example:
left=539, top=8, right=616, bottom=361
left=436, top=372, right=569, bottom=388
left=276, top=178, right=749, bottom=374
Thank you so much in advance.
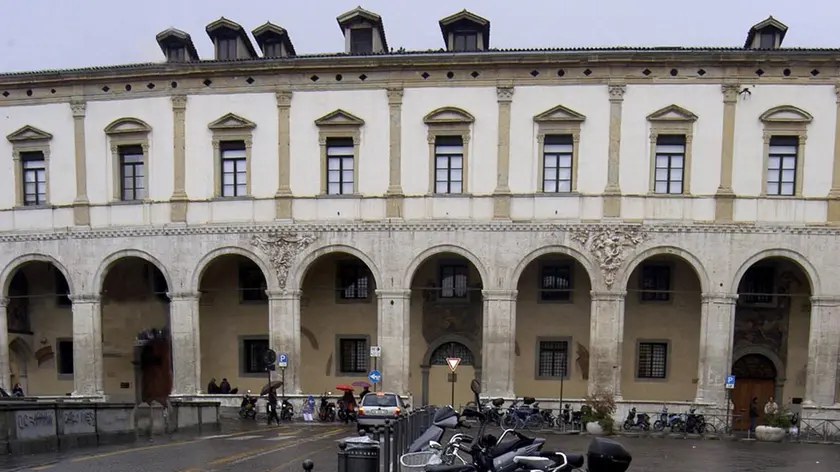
left=493, top=85, right=514, bottom=219
left=275, top=90, right=293, bottom=219
left=70, top=99, right=90, bottom=226
left=71, top=294, right=104, bottom=397
left=804, top=296, right=840, bottom=406
left=168, top=292, right=201, bottom=395
left=0, top=298, right=9, bottom=391
left=588, top=291, right=626, bottom=397
left=695, top=293, right=738, bottom=405
left=385, top=86, right=404, bottom=218
left=170, top=95, right=189, bottom=223
left=268, top=290, right=301, bottom=394
left=481, top=290, right=517, bottom=398
left=602, top=83, right=626, bottom=218
left=826, top=83, right=840, bottom=223
left=715, top=83, right=740, bottom=222
left=375, top=289, right=411, bottom=394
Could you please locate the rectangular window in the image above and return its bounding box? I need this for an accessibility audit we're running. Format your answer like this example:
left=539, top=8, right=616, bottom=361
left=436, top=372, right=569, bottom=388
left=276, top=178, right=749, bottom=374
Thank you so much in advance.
left=453, top=32, right=478, bottom=51
left=640, top=265, right=670, bottom=302
left=57, top=339, right=73, bottom=375
left=440, top=264, right=468, bottom=299
left=742, top=266, right=775, bottom=304
left=339, top=338, right=368, bottom=373
left=264, top=41, right=283, bottom=58
left=217, top=38, right=237, bottom=60
left=759, top=32, right=775, bottom=49
left=543, top=135, right=574, bottom=193
left=653, top=135, right=686, bottom=194
left=766, top=136, right=798, bottom=196
left=21, top=151, right=47, bottom=206
left=538, top=340, right=569, bottom=378
left=326, top=138, right=355, bottom=195
left=539, top=265, right=572, bottom=302
left=239, top=262, right=267, bottom=302
left=350, top=28, right=373, bottom=54
left=243, top=338, right=269, bottom=374
left=167, top=47, right=185, bottom=62
left=338, top=261, right=370, bottom=300
left=220, top=141, right=247, bottom=197
left=434, top=136, right=464, bottom=194
left=119, top=145, right=146, bottom=201
left=637, top=342, right=668, bottom=379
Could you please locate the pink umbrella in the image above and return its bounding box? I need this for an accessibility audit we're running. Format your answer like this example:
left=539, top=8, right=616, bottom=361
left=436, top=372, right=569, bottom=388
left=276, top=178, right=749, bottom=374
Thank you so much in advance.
left=352, top=381, right=371, bottom=388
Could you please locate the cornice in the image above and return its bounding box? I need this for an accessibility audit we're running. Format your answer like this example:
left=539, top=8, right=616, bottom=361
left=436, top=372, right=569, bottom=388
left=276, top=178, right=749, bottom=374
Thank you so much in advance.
left=0, top=221, right=838, bottom=244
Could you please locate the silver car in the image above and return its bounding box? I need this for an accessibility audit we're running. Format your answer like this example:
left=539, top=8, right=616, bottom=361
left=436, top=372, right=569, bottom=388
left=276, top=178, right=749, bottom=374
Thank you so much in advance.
left=357, top=392, right=407, bottom=429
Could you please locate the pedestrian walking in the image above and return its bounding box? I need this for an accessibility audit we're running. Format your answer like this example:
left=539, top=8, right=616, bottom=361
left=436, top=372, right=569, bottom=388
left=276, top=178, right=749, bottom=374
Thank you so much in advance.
left=749, top=397, right=759, bottom=432
left=267, top=388, right=280, bottom=425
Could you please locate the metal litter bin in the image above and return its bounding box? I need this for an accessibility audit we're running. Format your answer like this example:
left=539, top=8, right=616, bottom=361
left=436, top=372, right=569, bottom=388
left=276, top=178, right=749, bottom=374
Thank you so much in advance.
left=337, top=434, right=380, bottom=472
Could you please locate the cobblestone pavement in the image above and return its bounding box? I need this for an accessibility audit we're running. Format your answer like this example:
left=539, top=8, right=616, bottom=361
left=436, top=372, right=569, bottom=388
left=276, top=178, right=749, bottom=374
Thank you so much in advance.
left=1, top=425, right=838, bottom=472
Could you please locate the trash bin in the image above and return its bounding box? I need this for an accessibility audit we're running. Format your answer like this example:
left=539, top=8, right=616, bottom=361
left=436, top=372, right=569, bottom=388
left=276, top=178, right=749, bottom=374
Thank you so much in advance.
left=337, top=435, right=380, bottom=472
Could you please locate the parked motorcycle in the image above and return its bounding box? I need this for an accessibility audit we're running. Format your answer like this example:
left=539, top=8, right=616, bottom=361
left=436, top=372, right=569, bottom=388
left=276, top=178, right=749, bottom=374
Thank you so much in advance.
left=238, top=390, right=258, bottom=420
left=280, top=399, right=294, bottom=421
left=622, top=407, right=651, bottom=431
left=318, top=392, right=336, bottom=422
left=556, top=404, right=583, bottom=431
left=652, top=406, right=684, bottom=432
left=337, top=398, right=357, bottom=423
left=684, top=408, right=706, bottom=434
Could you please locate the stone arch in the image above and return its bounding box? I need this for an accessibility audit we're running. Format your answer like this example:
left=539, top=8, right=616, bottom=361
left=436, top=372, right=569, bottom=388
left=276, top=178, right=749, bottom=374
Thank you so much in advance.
left=730, top=248, right=819, bottom=295
left=286, top=244, right=383, bottom=292
left=191, top=246, right=279, bottom=293
left=618, top=245, right=711, bottom=294
left=508, top=245, right=598, bottom=289
left=732, top=347, right=785, bottom=381
left=103, top=117, right=153, bottom=135
left=93, top=249, right=173, bottom=294
left=0, top=254, right=75, bottom=297
left=403, top=244, right=490, bottom=289
left=421, top=333, right=482, bottom=369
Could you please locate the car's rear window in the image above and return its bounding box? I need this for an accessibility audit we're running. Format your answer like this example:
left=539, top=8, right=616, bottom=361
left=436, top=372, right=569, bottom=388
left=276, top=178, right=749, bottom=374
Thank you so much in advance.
left=362, top=394, right=398, bottom=407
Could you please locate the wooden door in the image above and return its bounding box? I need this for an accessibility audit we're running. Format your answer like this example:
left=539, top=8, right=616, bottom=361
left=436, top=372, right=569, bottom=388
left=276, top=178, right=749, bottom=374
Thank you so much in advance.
left=731, top=378, right=775, bottom=430
left=429, top=365, right=476, bottom=409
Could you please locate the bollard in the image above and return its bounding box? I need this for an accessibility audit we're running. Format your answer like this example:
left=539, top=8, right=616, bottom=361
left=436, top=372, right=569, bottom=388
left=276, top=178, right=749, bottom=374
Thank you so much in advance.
left=383, top=421, right=392, bottom=472
left=302, top=459, right=314, bottom=472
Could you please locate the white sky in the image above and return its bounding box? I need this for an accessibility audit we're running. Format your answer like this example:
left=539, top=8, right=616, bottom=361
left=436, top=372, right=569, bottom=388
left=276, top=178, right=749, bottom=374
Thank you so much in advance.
left=0, top=0, right=836, bottom=73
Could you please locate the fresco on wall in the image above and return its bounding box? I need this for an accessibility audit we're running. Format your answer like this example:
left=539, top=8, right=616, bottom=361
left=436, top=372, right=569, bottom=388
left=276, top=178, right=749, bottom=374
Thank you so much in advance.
left=421, top=279, right=483, bottom=351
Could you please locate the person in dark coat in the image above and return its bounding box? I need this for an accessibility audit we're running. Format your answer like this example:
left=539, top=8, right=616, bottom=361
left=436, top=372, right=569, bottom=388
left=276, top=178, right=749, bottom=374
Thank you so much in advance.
left=360, top=386, right=370, bottom=401
left=207, top=378, right=220, bottom=394
left=748, top=397, right=759, bottom=432
left=219, top=378, right=231, bottom=394
left=267, top=388, right=280, bottom=425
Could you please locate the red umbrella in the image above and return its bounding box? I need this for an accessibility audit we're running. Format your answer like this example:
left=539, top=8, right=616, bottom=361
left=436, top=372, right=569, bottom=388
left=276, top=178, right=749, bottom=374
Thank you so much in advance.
left=335, top=384, right=355, bottom=392
left=352, top=381, right=370, bottom=388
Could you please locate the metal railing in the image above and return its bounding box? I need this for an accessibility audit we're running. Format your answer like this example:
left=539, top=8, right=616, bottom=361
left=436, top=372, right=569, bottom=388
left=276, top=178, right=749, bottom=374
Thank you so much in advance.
left=791, top=417, right=840, bottom=443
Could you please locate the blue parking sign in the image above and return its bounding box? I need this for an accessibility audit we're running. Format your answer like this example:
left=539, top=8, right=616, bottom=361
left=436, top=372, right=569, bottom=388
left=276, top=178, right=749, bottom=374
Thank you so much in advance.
left=725, top=374, right=736, bottom=389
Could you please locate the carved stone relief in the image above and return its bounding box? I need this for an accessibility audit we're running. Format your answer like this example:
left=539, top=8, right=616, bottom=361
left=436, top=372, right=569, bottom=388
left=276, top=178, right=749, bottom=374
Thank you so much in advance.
left=569, top=226, right=648, bottom=289
left=250, top=232, right=317, bottom=290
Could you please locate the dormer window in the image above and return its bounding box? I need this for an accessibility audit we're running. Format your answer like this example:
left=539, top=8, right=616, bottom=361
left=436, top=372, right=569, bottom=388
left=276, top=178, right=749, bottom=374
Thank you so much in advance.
left=453, top=32, right=478, bottom=52
left=216, top=37, right=237, bottom=60
left=264, top=41, right=282, bottom=58
left=744, top=16, right=788, bottom=49
left=350, top=28, right=374, bottom=54
left=759, top=31, right=775, bottom=49
left=155, top=28, right=199, bottom=63
left=252, top=22, right=296, bottom=58
left=166, top=47, right=186, bottom=62
left=205, top=17, right=257, bottom=60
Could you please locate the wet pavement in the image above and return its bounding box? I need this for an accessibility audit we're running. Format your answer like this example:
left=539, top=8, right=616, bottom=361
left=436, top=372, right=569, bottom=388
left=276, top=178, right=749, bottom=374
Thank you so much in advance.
left=0, top=424, right=838, bottom=472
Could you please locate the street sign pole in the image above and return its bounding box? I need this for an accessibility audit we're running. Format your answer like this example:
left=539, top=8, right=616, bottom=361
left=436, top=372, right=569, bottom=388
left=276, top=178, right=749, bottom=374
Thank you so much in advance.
left=370, top=346, right=381, bottom=392
left=725, top=374, right=736, bottom=435
left=446, top=358, right=461, bottom=408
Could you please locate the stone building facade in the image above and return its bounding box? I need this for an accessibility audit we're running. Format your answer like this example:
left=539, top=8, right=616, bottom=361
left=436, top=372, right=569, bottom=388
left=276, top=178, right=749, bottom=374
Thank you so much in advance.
left=0, top=9, right=838, bottom=419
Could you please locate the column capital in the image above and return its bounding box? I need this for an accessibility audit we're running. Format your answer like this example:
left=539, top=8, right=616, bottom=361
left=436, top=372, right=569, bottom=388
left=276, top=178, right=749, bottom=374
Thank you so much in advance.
left=721, top=83, right=741, bottom=103
left=275, top=90, right=293, bottom=107
left=171, top=94, right=188, bottom=110
left=70, top=99, right=87, bottom=118
left=607, top=84, right=626, bottom=102
left=496, top=86, right=515, bottom=103
left=69, top=294, right=100, bottom=304
left=590, top=291, right=626, bottom=301
left=167, top=291, right=201, bottom=302
left=266, top=289, right=301, bottom=300
left=701, top=293, right=739, bottom=304
left=481, top=289, right=517, bottom=301
left=810, top=295, right=840, bottom=307
left=387, top=86, right=404, bottom=105
left=375, top=289, right=411, bottom=300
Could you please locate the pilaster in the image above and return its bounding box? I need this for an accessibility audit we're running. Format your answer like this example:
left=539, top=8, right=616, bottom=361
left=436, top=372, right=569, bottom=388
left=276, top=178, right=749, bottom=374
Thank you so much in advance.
left=588, top=291, right=626, bottom=397
left=804, top=296, right=840, bottom=406
left=481, top=289, right=517, bottom=398
left=826, top=83, right=840, bottom=223
left=602, top=83, right=626, bottom=218
left=493, top=85, right=514, bottom=219
left=715, top=83, right=740, bottom=222
left=0, top=298, right=9, bottom=391
left=695, top=293, right=738, bottom=405
left=376, top=289, right=411, bottom=394
left=70, top=99, right=90, bottom=226
left=268, top=290, right=302, bottom=394
left=71, top=294, right=104, bottom=397
left=170, top=95, right=189, bottom=222
left=168, top=292, right=201, bottom=394
left=275, top=90, right=294, bottom=219
left=386, top=86, right=405, bottom=218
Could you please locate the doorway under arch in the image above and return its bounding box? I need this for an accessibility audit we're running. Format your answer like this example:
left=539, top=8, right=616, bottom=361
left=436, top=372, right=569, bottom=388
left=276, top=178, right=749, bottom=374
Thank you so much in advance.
left=731, top=352, right=781, bottom=430
left=421, top=338, right=480, bottom=408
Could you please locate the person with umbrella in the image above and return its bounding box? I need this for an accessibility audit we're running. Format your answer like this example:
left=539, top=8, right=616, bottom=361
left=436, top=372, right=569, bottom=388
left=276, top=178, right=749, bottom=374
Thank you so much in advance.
left=336, top=385, right=357, bottom=424
left=266, top=387, right=280, bottom=425
left=353, top=381, right=371, bottom=402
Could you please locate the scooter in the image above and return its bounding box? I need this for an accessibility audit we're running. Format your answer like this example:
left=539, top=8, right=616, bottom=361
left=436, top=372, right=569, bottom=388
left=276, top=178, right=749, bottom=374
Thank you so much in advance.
left=622, top=407, right=651, bottom=431
left=238, top=390, right=258, bottom=419
left=318, top=392, right=336, bottom=422
left=407, top=405, right=470, bottom=453
left=280, top=399, right=294, bottom=421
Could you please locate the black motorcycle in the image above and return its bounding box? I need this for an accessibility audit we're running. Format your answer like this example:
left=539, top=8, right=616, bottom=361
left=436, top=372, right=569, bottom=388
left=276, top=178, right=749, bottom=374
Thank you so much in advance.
left=685, top=408, right=707, bottom=434
left=556, top=403, right=583, bottom=431
left=337, top=399, right=357, bottom=423
left=318, top=392, right=336, bottom=422
left=238, top=391, right=258, bottom=419
left=622, top=407, right=651, bottom=431
left=280, top=399, right=294, bottom=421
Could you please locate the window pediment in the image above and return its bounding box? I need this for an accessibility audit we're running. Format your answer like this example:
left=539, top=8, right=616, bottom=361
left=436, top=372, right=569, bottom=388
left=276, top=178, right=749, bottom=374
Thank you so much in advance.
left=104, top=117, right=152, bottom=136
left=314, top=109, right=365, bottom=127
left=533, top=104, right=586, bottom=123
left=424, top=107, right=475, bottom=125
left=208, top=113, right=257, bottom=131
left=759, top=105, right=813, bottom=124
left=6, top=125, right=53, bottom=143
left=646, top=104, right=698, bottom=123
